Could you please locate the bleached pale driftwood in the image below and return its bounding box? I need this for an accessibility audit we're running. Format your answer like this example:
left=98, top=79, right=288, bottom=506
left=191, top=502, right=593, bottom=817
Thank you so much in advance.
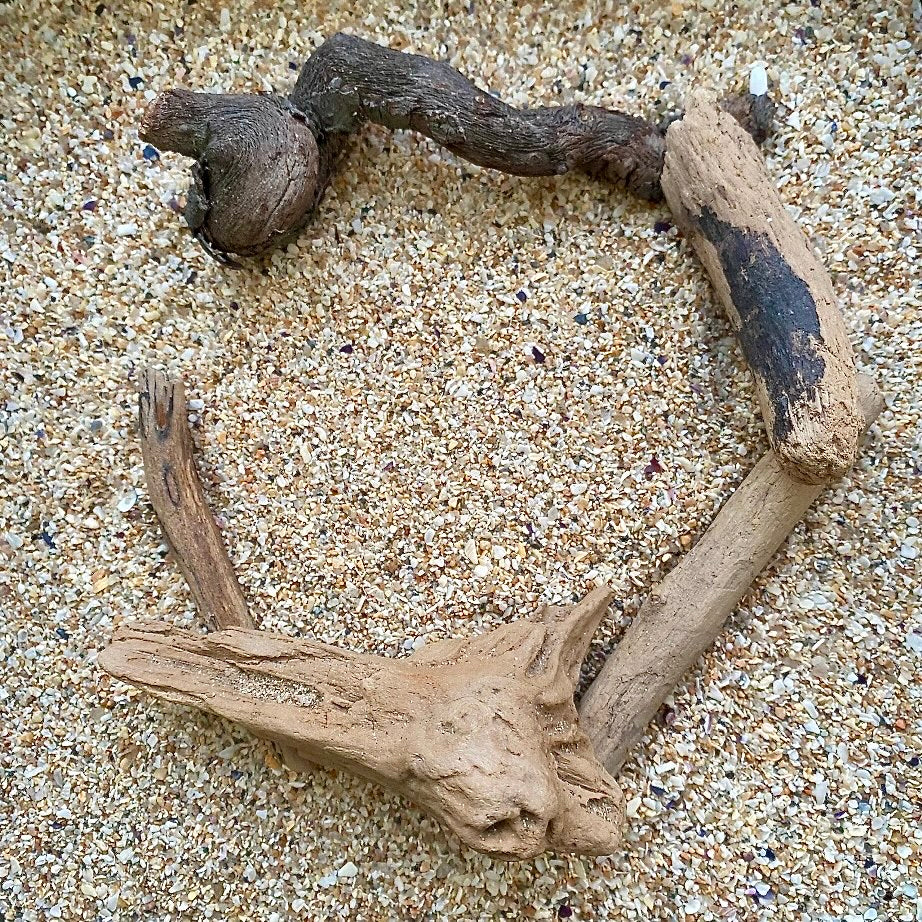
left=100, top=588, right=624, bottom=860
left=661, top=91, right=863, bottom=483
left=579, top=374, right=883, bottom=774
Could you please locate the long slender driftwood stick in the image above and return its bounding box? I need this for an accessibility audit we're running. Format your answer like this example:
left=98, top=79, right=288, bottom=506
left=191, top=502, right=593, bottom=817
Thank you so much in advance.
left=140, top=32, right=773, bottom=258
left=660, top=91, right=862, bottom=483
left=579, top=374, right=883, bottom=775
left=138, top=368, right=253, bottom=630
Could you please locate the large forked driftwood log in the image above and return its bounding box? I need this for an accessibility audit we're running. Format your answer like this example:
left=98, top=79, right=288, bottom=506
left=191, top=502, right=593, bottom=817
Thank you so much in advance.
left=101, top=589, right=624, bottom=860
left=106, top=369, right=623, bottom=860
left=660, top=92, right=862, bottom=483
left=579, top=374, right=883, bottom=775
left=140, top=32, right=773, bottom=259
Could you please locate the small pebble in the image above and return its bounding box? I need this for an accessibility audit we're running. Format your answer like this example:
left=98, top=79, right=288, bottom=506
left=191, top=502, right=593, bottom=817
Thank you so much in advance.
left=749, top=63, right=768, bottom=96
left=337, top=861, right=358, bottom=879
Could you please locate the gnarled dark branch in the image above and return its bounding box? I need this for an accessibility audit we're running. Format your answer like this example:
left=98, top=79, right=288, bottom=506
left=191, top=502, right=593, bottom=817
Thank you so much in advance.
left=140, top=32, right=774, bottom=259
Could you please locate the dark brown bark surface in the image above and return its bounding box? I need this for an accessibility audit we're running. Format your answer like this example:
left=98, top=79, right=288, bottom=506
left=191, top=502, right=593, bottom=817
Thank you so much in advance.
left=291, top=33, right=668, bottom=196
left=141, top=91, right=324, bottom=261
left=140, top=33, right=773, bottom=259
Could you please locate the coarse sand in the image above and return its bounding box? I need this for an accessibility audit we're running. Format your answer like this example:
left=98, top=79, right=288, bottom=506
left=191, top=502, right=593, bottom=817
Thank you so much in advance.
left=1, top=1, right=919, bottom=919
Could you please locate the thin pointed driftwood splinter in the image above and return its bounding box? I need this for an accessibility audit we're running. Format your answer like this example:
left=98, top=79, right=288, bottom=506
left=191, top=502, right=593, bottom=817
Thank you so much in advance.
left=579, top=374, right=883, bottom=775
left=139, top=32, right=773, bottom=259
left=660, top=91, right=862, bottom=483
left=138, top=368, right=253, bottom=630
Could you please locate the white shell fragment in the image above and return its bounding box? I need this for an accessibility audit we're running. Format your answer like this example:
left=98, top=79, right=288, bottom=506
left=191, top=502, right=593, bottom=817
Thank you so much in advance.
left=749, top=63, right=768, bottom=96
left=116, top=488, right=138, bottom=513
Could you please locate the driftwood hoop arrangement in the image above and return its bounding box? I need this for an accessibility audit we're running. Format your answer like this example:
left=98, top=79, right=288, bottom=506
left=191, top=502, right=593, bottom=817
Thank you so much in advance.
left=102, top=34, right=881, bottom=860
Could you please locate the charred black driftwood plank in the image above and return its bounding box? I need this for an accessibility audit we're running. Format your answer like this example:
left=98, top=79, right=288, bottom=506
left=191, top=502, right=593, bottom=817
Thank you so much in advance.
left=660, top=90, right=862, bottom=483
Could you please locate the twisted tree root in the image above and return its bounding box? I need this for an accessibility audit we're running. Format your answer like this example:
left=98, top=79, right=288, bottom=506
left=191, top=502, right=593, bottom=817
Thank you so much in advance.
left=140, top=32, right=773, bottom=258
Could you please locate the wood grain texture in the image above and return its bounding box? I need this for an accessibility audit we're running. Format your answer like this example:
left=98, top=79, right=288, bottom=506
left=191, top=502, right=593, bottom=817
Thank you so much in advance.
left=661, top=90, right=862, bottom=483
left=100, top=587, right=624, bottom=860
left=290, top=32, right=668, bottom=198
left=138, top=367, right=253, bottom=630
left=579, top=374, right=883, bottom=775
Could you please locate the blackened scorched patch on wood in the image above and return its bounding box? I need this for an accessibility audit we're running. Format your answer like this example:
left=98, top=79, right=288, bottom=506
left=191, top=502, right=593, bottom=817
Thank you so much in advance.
left=694, top=207, right=826, bottom=442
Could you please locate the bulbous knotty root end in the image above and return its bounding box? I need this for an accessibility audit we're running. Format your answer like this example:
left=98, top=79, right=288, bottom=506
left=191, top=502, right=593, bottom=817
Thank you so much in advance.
left=141, top=89, right=323, bottom=257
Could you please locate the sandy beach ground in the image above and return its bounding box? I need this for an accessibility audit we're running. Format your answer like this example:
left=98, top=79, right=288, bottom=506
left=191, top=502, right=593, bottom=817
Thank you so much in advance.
left=1, top=0, right=919, bottom=919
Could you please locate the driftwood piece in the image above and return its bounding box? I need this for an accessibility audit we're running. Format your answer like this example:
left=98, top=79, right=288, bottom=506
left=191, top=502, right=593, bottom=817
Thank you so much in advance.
left=140, top=32, right=773, bottom=259
left=110, top=369, right=623, bottom=858
left=579, top=374, right=883, bottom=775
left=660, top=91, right=862, bottom=483
left=100, top=588, right=624, bottom=860
left=138, top=368, right=253, bottom=630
